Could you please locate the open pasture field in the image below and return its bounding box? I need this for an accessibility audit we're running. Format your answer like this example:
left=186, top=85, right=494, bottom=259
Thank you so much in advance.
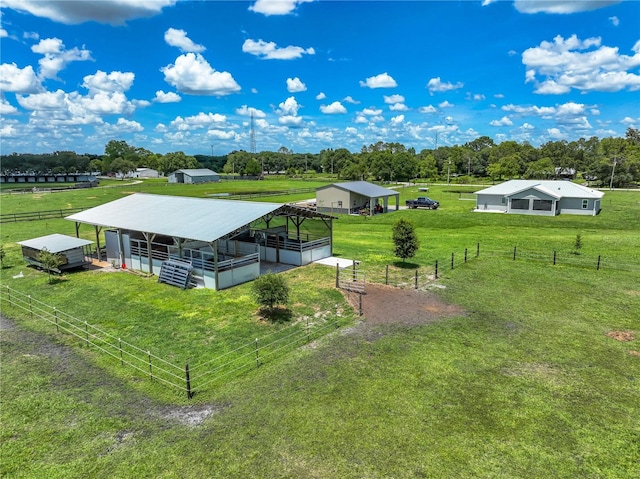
left=1, top=180, right=639, bottom=478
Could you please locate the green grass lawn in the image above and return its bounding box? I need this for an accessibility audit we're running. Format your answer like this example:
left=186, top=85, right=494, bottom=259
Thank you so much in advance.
left=1, top=180, right=639, bottom=478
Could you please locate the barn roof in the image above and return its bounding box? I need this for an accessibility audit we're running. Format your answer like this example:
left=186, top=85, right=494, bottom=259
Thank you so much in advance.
left=66, top=193, right=330, bottom=243
left=474, top=180, right=604, bottom=199
left=17, top=234, right=93, bottom=253
left=317, top=181, right=398, bottom=197
left=173, top=168, right=219, bottom=177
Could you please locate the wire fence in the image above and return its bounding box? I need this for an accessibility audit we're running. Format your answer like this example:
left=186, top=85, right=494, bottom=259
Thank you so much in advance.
left=0, top=286, right=344, bottom=399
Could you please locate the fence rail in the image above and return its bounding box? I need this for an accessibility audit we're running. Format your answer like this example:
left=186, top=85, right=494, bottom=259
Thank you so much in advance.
left=0, top=207, right=86, bottom=223
left=0, top=285, right=345, bottom=399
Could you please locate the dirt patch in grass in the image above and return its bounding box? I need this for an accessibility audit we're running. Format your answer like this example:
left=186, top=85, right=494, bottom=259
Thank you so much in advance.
left=606, top=330, right=635, bottom=342
left=629, top=351, right=640, bottom=357
left=361, top=283, right=465, bottom=326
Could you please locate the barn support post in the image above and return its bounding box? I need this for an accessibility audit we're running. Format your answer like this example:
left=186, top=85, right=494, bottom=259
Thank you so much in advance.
left=74, top=221, right=81, bottom=238
left=142, top=232, right=156, bottom=274
left=93, top=225, right=103, bottom=261
left=451, top=253, right=455, bottom=270
left=211, top=241, right=219, bottom=290
left=335, top=263, right=339, bottom=288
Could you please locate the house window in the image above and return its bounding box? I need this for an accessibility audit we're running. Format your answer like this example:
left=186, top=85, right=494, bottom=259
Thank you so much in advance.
left=533, top=200, right=552, bottom=211
left=501, top=197, right=506, bottom=204
left=582, top=199, right=589, bottom=209
left=511, top=198, right=529, bottom=210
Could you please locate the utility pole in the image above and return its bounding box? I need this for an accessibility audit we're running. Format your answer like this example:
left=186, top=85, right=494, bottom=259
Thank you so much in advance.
left=447, top=160, right=451, bottom=185
left=210, top=144, right=213, bottom=157
left=609, top=156, right=617, bottom=190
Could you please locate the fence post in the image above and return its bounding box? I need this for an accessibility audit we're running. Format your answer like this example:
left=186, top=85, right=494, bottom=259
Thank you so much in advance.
left=119, top=338, right=123, bottom=365
left=148, top=351, right=153, bottom=379
left=85, top=321, right=89, bottom=344
left=477, top=242, right=480, bottom=257
left=415, top=269, right=418, bottom=289
left=597, top=255, right=601, bottom=271
left=464, top=248, right=468, bottom=263
left=513, top=246, right=517, bottom=261
left=255, top=338, right=260, bottom=368
left=553, top=251, right=557, bottom=265
left=358, top=292, right=363, bottom=316
left=185, top=363, right=193, bottom=399
left=352, top=260, right=357, bottom=282
left=54, top=307, right=58, bottom=332
left=435, top=260, right=438, bottom=279
left=335, top=263, right=339, bottom=288
left=306, top=316, right=310, bottom=342
left=6, top=286, right=10, bottom=304
left=385, top=264, right=389, bottom=285
left=451, top=252, right=455, bottom=270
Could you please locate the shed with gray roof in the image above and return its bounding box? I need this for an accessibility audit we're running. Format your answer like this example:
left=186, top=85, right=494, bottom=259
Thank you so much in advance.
left=316, top=181, right=400, bottom=215
left=17, top=234, right=93, bottom=272
left=66, top=193, right=334, bottom=289
left=474, top=180, right=604, bottom=216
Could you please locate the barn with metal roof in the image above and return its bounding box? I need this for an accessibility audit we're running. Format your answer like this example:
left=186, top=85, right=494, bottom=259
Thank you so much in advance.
left=66, top=193, right=334, bottom=289
left=315, top=181, right=400, bottom=215
left=168, top=168, right=219, bottom=184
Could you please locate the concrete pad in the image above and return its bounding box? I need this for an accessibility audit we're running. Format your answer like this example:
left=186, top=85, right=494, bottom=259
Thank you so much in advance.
left=314, top=256, right=359, bottom=268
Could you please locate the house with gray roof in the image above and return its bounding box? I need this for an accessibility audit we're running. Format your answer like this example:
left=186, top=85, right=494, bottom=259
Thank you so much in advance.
left=474, top=180, right=604, bottom=216
left=66, top=193, right=334, bottom=290
left=168, top=168, right=219, bottom=184
left=315, top=181, right=400, bottom=216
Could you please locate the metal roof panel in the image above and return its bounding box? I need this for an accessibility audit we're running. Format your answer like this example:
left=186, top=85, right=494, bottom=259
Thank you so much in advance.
left=17, top=233, right=93, bottom=253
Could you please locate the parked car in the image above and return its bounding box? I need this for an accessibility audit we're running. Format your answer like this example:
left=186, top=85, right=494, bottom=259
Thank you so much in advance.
left=405, top=196, right=439, bottom=209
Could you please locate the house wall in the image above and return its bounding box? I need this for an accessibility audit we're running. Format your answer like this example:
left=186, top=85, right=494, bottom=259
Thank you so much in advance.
left=316, top=187, right=352, bottom=214
left=475, top=194, right=507, bottom=212
left=559, top=197, right=600, bottom=215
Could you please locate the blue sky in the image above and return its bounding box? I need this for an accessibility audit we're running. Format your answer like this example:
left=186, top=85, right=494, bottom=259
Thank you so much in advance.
left=1, top=0, right=638, bottom=156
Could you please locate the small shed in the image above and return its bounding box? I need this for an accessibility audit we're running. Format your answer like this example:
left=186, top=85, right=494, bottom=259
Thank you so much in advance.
left=316, top=181, right=400, bottom=215
left=17, top=234, right=93, bottom=271
left=474, top=180, right=604, bottom=216
left=168, top=169, right=219, bottom=184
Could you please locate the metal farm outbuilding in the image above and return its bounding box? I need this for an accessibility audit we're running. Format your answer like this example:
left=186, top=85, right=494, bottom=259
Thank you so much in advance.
left=474, top=180, right=604, bottom=216
left=168, top=169, right=219, bottom=184
left=17, top=234, right=93, bottom=272
left=66, top=193, right=335, bottom=290
left=316, top=181, right=400, bottom=216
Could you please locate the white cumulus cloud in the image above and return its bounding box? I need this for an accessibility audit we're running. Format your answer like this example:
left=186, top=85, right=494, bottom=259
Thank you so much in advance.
left=384, top=94, right=405, bottom=104
left=522, top=34, right=640, bottom=94
left=287, top=77, right=307, bottom=92
left=514, top=0, right=621, bottom=14
left=320, top=101, right=347, bottom=114
left=242, top=39, right=315, bottom=60
left=359, top=72, right=397, bottom=89
left=154, top=90, right=181, bottom=103
left=0, top=63, right=42, bottom=93
left=316, top=92, right=326, bottom=100
left=31, top=37, right=92, bottom=80
left=1, top=0, right=176, bottom=25
left=164, top=28, right=206, bottom=53
left=490, top=116, right=513, bottom=126
left=426, top=77, right=464, bottom=95
left=161, top=53, right=241, bottom=96
left=82, top=71, right=134, bottom=93
left=249, top=0, right=312, bottom=16
left=236, top=105, right=267, bottom=117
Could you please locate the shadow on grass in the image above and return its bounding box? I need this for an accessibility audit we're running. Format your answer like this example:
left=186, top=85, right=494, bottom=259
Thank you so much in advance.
left=257, top=306, right=293, bottom=323
left=392, top=261, right=420, bottom=269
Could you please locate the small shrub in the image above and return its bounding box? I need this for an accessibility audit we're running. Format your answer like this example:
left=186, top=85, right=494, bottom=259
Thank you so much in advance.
left=392, top=218, right=420, bottom=263
left=36, top=248, right=64, bottom=283
left=252, top=272, right=290, bottom=313
left=573, top=234, right=583, bottom=255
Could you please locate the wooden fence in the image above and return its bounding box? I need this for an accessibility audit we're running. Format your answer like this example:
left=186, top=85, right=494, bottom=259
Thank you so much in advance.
left=0, top=286, right=344, bottom=399
left=0, top=207, right=86, bottom=223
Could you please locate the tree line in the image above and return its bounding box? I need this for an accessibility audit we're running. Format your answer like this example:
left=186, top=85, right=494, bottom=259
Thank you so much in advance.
left=2, top=129, right=639, bottom=187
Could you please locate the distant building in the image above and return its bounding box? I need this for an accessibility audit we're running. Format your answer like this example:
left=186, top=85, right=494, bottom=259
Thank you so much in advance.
left=168, top=169, right=219, bottom=184
left=474, top=180, right=604, bottom=216
left=133, top=168, right=159, bottom=178
left=0, top=173, right=97, bottom=184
